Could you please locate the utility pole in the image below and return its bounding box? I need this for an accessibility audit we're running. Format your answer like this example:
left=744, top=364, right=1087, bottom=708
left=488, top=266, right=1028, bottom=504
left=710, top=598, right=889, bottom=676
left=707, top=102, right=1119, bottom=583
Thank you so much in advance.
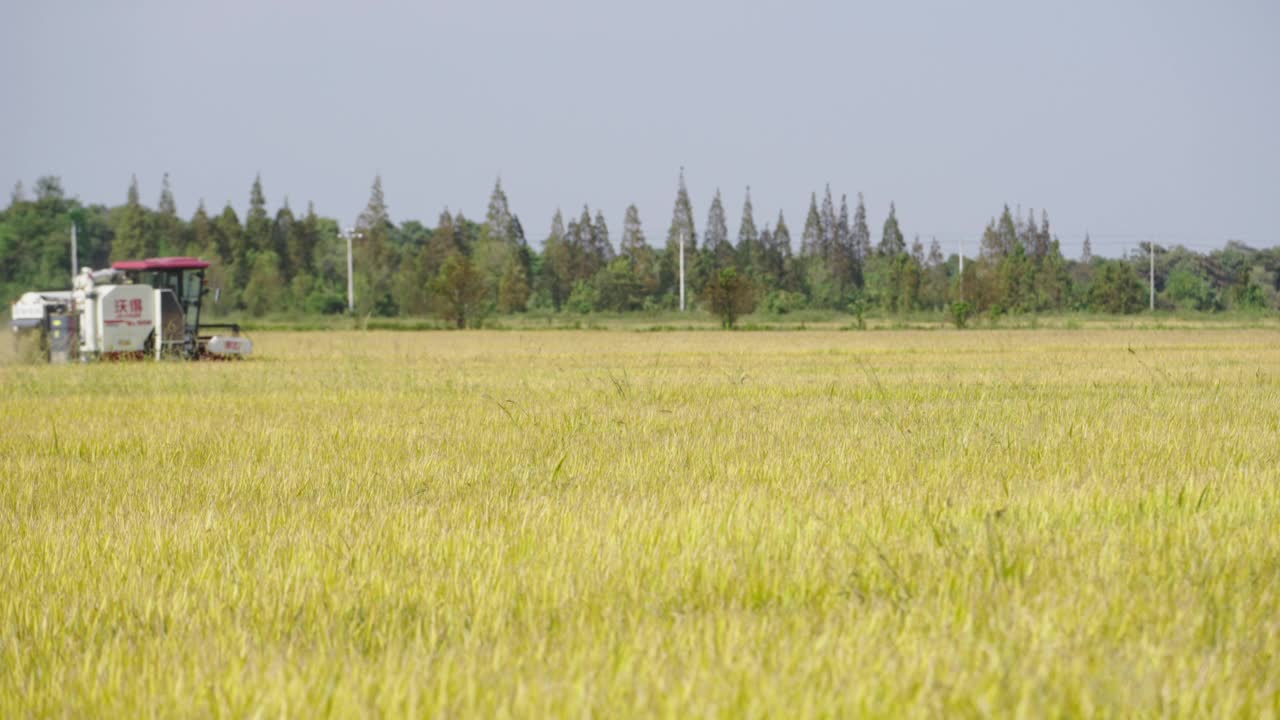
left=958, top=235, right=964, bottom=301
left=679, top=229, right=686, bottom=312
left=345, top=228, right=363, bottom=313
left=1149, top=240, right=1155, bottom=312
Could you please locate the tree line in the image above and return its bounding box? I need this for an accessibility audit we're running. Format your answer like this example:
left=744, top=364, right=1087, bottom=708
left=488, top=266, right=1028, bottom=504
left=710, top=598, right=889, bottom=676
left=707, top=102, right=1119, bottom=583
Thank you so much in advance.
left=3, top=173, right=1278, bottom=326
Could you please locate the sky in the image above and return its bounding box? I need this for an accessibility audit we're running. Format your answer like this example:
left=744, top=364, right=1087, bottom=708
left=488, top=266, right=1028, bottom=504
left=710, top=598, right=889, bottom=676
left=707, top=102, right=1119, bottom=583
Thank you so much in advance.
left=3, top=0, right=1278, bottom=258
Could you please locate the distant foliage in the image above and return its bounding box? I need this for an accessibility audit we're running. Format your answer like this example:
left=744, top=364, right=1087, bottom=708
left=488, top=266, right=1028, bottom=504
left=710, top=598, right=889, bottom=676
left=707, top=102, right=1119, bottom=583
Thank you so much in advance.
left=4, top=174, right=1278, bottom=323
left=1088, top=260, right=1146, bottom=314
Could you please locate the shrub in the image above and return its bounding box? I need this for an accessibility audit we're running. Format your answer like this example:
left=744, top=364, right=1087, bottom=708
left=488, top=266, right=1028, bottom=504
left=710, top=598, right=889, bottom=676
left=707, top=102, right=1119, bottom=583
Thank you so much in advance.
left=565, top=281, right=600, bottom=315
left=702, top=268, right=757, bottom=329
left=764, top=290, right=805, bottom=316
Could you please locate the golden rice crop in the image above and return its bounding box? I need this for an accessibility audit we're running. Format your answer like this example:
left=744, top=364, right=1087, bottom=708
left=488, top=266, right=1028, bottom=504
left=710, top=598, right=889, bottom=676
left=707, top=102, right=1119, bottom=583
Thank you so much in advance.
left=2, top=329, right=1279, bottom=717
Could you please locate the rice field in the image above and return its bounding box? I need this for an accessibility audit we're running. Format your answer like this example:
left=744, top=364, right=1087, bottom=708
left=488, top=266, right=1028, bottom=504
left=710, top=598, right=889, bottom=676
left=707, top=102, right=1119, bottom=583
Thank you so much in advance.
left=2, top=329, right=1279, bottom=717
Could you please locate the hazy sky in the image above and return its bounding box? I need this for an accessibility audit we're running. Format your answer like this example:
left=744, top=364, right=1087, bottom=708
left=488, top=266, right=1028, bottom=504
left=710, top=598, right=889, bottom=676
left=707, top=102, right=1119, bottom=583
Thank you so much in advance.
left=3, top=0, right=1277, bottom=257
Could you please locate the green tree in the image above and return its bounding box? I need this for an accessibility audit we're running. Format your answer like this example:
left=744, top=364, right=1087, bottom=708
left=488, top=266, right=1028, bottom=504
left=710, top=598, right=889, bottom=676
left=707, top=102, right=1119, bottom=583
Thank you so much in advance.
left=563, top=210, right=589, bottom=283
left=1088, top=260, right=1145, bottom=313
left=483, top=177, right=513, bottom=245
left=701, top=267, right=757, bottom=328
left=355, top=175, right=397, bottom=315
left=431, top=252, right=487, bottom=328
left=154, top=173, right=183, bottom=255
left=762, top=211, right=794, bottom=290
left=921, top=237, right=949, bottom=309
left=818, top=185, right=836, bottom=261
left=1230, top=278, right=1267, bottom=310
left=451, top=210, right=481, bottom=252
left=497, top=257, right=531, bottom=313
left=565, top=280, right=600, bottom=314
left=0, top=176, right=86, bottom=293
left=471, top=179, right=521, bottom=307
left=201, top=255, right=235, bottom=318
left=392, top=245, right=431, bottom=316
left=242, top=250, right=285, bottom=317
left=237, top=174, right=271, bottom=288
left=423, top=210, right=463, bottom=278
left=187, top=201, right=214, bottom=259
left=661, top=168, right=697, bottom=296
left=735, top=187, right=759, bottom=276
left=896, top=253, right=922, bottom=312
left=980, top=206, right=1018, bottom=260
left=800, top=192, right=822, bottom=257
left=619, top=203, right=658, bottom=297
left=591, top=210, right=613, bottom=266
left=851, top=193, right=872, bottom=267
left=829, top=193, right=859, bottom=290
left=595, top=257, right=646, bottom=311
left=538, top=210, right=573, bottom=309
left=471, top=232, right=516, bottom=307
left=112, top=175, right=150, bottom=260
left=1034, top=239, right=1072, bottom=310
left=287, top=202, right=321, bottom=284
left=995, top=242, right=1032, bottom=312
left=1164, top=261, right=1217, bottom=311
left=704, top=189, right=733, bottom=270
left=879, top=202, right=905, bottom=256
left=271, top=201, right=296, bottom=282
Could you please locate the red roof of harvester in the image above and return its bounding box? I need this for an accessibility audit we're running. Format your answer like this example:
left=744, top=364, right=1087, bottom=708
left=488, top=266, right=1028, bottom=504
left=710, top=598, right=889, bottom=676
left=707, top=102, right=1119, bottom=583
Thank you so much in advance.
left=112, top=257, right=210, bottom=271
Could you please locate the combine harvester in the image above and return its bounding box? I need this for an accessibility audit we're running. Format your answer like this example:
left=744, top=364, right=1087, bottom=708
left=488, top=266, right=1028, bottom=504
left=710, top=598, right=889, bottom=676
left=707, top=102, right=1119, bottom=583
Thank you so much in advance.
left=10, top=257, right=252, bottom=362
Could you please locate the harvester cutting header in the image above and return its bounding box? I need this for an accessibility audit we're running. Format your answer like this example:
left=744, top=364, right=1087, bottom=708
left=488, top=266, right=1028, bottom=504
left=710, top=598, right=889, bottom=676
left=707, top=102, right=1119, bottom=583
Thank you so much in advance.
left=10, top=257, right=252, bottom=362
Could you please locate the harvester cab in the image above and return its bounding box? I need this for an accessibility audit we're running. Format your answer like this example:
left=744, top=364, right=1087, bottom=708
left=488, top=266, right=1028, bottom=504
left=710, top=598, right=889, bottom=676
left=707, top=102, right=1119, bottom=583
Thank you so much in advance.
left=9, top=256, right=252, bottom=362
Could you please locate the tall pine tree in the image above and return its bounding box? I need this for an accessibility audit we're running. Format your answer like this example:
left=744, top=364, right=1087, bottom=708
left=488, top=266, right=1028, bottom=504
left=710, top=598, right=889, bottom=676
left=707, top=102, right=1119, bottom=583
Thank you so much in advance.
left=539, top=209, right=573, bottom=308
left=829, top=193, right=858, bottom=287
left=818, top=185, right=836, bottom=260
left=484, top=177, right=513, bottom=245
left=207, top=203, right=243, bottom=311
left=423, top=209, right=462, bottom=281
left=212, top=203, right=241, bottom=269
left=355, top=174, right=396, bottom=314
left=187, top=201, right=213, bottom=259
left=704, top=189, right=732, bottom=269
left=567, top=205, right=596, bottom=281
left=286, top=202, right=321, bottom=284
left=980, top=206, right=1018, bottom=259
left=661, top=168, right=697, bottom=295
left=112, top=175, right=149, bottom=260
left=155, top=172, right=182, bottom=255
left=800, top=192, right=822, bottom=257
left=243, top=174, right=271, bottom=261
left=272, top=200, right=296, bottom=281
left=620, top=203, right=657, bottom=296
left=735, top=187, right=759, bottom=275
left=591, top=209, right=613, bottom=264
left=851, top=193, right=872, bottom=264
left=620, top=204, right=647, bottom=262
left=762, top=210, right=793, bottom=288
left=879, top=202, right=905, bottom=256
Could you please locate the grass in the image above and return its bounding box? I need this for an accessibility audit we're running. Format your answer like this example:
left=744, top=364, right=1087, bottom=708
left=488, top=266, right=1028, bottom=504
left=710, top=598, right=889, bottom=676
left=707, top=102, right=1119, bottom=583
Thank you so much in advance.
left=2, top=329, right=1279, bottom=717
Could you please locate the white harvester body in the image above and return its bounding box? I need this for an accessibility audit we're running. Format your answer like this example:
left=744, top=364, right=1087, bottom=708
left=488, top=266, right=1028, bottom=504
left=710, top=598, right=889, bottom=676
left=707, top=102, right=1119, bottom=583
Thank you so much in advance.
left=9, top=257, right=251, bottom=362
left=83, top=283, right=155, bottom=354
